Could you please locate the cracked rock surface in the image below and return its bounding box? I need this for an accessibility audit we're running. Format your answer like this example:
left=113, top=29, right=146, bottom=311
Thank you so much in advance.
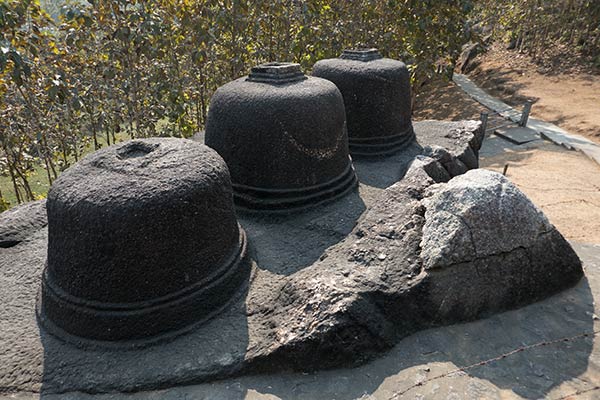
left=421, top=169, right=553, bottom=270
left=242, top=166, right=582, bottom=375
left=0, top=120, right=582, bottom=396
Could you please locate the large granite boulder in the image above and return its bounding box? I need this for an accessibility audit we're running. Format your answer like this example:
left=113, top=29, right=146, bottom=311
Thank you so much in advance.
left=420, top=169, right=582, bottom=323
left=421, top=169, right=554, bottom=269
left=244, top=166, right=582, bottom=370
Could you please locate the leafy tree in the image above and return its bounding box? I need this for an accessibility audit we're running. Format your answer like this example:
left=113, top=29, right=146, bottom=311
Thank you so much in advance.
left=0, top=0, right=470, bottom=208
left=474, top=0, right=600, bottom=63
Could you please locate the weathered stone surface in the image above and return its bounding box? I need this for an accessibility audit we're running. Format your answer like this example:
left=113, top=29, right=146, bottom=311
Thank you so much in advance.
left=0, top=120, right=583, bottom=396
left=38, top=138, right=250, bottom=345
left=0, top=199, right=46, bottom=248
left=205, top=62, right=357, bottom=211
left=421, top=169, right=553, bottom=270
left=418, top=171, right=582, bottom=325
left=416, top=119, right=483, bottom=177
left=243, top=167, right=432, bottom=372
left=313, top=49, right=415, bottom=157
left=457, top=42, right=480, bottom=73
left=244, top=168, right=581, bottom=372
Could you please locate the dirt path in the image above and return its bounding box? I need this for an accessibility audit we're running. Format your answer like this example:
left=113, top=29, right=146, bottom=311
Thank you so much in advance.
left=414, top=77, right=600, bottom=244
left=482, top=141, right=600, bottom=243
left=468, top=43, right=600, bottom=144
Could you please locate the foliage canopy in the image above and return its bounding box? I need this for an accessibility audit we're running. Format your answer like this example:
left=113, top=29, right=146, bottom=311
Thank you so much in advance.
left=1, top=0, right=469, bottom=207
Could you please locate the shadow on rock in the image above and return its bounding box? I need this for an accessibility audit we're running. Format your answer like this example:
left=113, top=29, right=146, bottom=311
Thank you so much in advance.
left=172, top=274, right=593, bottom=400
left=352, top=143, right=424, bottom=190
left=63, top=268, right=595, bottom=400
left=39, top=271, right=253, bottom=397
left=238, top=190, right=367, bottom=276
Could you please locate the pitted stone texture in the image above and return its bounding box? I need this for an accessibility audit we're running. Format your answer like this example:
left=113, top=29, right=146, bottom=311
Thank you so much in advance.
left=205, top=69, right=356, bottom=211
left=247, top=62, right=306, bottom=84
left=246, top=168, right=581, bottom=371
left=0, top=121, right=583, bottom=396
left=39, top=138, right=250, bottom=344
left=313, top=51, right=415, bottom=157
left=339, top=48, right=383, bottom=61
left=421, top=169, right=553, bottom=270
left=0, top=199, right=46, bottom=248
left=418, top=119, right=483, bottom=171
left=405, top=155, right=451, bottom=184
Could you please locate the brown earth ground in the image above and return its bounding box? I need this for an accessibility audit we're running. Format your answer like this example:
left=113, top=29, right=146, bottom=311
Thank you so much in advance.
left=413, top=75, right=600, bottom=244
left=468, top=42, right=600, bottom=144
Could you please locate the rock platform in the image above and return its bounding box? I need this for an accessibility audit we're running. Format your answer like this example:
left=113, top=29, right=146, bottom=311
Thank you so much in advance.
left=0, top=120, right=582, bottom=396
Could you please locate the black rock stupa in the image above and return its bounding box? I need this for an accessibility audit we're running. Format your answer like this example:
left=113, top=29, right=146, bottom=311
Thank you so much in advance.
left=313, top=48, right=415, bottom=157
left=205, top=62, right=357, bottom=211
left=37, top=138, right=250, bottom=345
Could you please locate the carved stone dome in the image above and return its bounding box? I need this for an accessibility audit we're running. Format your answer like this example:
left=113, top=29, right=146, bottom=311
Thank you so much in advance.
left=205, top=62, right=357, bottom=211
left=313, top=49, right=415, bottom=157
left=38, top=138, right=250, bottom=345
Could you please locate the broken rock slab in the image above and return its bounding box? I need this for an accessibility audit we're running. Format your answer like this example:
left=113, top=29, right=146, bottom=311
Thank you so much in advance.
left=243, top=167, right=582, bottom=373
left=416, top=120, right=483, bottom=176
